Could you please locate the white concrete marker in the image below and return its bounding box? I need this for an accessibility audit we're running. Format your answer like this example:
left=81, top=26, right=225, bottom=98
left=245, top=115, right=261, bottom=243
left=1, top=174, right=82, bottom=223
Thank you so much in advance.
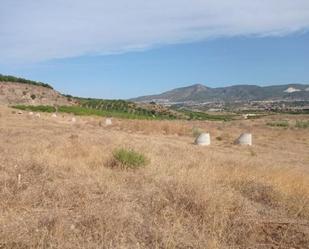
left=236, top=133, right=252, bottom=146
left=52, top=113, right=57, bottom=118
left=105, top=118, right=112, bottom=126
left=195, top=133, right=211, bottom=146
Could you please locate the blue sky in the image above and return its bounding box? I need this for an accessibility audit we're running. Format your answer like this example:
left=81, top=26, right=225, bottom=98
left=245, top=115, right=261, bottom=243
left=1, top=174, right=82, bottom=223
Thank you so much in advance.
left=1, top=1, right=309, bottom=99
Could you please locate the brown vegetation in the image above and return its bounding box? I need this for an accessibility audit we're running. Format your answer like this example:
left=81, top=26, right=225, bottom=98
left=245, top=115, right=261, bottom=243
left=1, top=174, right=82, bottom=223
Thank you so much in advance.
left=0, top=106, right=308, bottom=248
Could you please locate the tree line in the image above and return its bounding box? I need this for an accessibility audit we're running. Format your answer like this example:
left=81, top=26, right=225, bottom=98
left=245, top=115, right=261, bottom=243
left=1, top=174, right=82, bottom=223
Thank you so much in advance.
left=0, top=74, right=53, bottom=89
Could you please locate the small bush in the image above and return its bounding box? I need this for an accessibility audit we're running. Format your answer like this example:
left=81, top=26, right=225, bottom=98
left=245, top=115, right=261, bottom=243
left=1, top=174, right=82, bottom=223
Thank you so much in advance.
left=30, top=94, right=36, bottom=100
left=266, top=120, right=289, bottom=128
left=249, top=149, right=257, bottom=157
left=295, top=120, right=309, bottom=129
left=112, top=149, right=148, bottom=169
left=192, top=127, right=204, bottom=137
left=12, top=105, right=56, bottom=113
left=184, top=110, right=233, bottom=121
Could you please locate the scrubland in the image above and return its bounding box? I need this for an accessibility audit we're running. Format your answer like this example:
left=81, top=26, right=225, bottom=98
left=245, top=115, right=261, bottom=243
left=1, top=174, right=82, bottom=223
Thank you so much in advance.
left=0, top=106, right=308, bottom=249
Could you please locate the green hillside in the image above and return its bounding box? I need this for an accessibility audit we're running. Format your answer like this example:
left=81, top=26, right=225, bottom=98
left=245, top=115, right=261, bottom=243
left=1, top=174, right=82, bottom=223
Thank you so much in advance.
left=13, top=98, right=234, bottom=121
left=78, top=98, right=179, bottom=119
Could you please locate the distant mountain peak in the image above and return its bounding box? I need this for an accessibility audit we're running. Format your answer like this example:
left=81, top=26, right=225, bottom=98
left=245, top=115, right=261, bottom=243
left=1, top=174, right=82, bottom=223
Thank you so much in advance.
left=131, top=83, right=309, bottom=103
left=190, top=83, right=207, bottom=87
left=176, top=83, right=209, bottom=96
left=189, top=83, right=209, bottom=91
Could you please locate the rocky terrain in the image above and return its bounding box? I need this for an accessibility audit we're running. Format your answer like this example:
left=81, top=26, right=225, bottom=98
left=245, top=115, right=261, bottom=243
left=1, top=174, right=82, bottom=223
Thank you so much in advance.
left=0, top=82, right=75, bottom=106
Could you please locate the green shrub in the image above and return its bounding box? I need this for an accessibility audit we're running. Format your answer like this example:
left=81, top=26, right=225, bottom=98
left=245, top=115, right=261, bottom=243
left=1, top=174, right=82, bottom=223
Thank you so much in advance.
left=30, top=94, right=36, bottom=100
left=112, top=149, right=148, bottom=169
left=295, top=120, right=309, bottom=129
left=12, top=105, right=56, bottom=113
left=266, top=120, right=289, bottom=128
left=181, top=109, right=233, bottom=121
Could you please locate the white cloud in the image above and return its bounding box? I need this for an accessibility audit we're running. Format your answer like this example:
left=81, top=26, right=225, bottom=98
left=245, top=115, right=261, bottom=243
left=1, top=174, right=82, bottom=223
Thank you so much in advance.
left=1, top=0, right=309, bottom=62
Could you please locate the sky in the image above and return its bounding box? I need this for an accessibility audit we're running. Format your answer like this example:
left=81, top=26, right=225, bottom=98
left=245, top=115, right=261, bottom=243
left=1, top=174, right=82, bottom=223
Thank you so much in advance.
left=1, top=0, right=309, bottom=99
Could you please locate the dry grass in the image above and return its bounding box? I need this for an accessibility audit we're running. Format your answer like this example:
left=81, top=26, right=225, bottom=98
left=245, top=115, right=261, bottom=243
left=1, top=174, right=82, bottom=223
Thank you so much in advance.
left=0, top=106, right=308, bottom=249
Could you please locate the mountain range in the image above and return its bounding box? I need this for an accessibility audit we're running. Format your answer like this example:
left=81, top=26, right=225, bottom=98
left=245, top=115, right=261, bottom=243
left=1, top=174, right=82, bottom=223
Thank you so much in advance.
left=131, top=84, right=309, bottom=103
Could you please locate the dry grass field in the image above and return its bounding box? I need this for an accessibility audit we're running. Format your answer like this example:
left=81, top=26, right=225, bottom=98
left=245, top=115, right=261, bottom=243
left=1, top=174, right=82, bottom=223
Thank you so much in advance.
left=0, top=106, right=308, bottom=249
